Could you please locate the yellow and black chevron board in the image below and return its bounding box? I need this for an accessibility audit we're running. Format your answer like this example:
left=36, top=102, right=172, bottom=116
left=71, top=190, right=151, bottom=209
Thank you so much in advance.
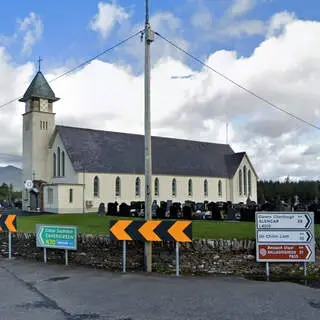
left=109, top=220, right=192, bottom=242
left=0, top=214, right=17, bottom=232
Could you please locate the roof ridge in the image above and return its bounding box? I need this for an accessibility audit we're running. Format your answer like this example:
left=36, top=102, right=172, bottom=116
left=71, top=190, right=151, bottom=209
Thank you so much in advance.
left=56, top=125, right=232, bottom=147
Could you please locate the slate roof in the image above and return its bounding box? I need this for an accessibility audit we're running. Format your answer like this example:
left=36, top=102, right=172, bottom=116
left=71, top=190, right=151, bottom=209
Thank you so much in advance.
left=19, top=71, right=59, bottom=102
left=53, top=125, right=247, bottom=178
left=225, top=152, right=246, bottom=177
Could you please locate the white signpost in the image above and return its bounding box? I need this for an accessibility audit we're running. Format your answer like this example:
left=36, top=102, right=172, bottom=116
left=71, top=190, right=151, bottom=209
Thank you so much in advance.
left=257, top=230, right=313, bottom=243
left=256, top=213, right=312, bottom=230
left=255, top=211, right=315, bottom=280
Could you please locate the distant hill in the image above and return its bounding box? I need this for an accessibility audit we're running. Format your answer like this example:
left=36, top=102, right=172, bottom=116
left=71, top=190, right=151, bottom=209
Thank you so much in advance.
left=0, top=165, right=22, bottom=190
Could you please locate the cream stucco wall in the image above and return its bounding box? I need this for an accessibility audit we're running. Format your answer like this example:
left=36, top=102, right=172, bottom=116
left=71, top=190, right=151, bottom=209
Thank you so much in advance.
left=231, top=155, right=258, bottom=203
left=43, top=184, right=83, bottom=214
left=43, top=185, right=59, bottom=213
left=22, top=109, right=55, bottom=210
left=50, top=133, right=78, bottom=184
left=75, top=172, right=231, bottom=212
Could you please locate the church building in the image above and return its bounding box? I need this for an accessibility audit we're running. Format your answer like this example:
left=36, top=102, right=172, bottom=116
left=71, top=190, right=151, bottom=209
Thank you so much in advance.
left=20, top=70, right=258, bottom=213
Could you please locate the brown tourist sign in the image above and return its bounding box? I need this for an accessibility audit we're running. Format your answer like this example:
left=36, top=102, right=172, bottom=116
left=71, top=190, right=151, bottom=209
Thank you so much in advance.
left=257, top=244, right=313, bottom=262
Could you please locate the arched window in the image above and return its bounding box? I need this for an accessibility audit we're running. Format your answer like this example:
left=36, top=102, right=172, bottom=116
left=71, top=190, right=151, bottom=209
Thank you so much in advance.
left=53, top=153, right=56, bottom=177
left=239, top=169, right=242, bottom=195
left=135, top=177, right=141, bottom=196
left=154, top=178, right=159, bottom=196
left=218, top=180, right=222, bottom=197
left=57, top=147, right=60, bottom=177
left=61, top=151, right=65, bottom=176
left=248, top=170, right=252, bottom=196
left=94, top=176, right=99, bottom=197
left=172, top=178, right=176, bottom=197
left=115, top=176, right=121, bottom=196
left=204, top=179, right=208, bottom=197
left=243, top=165, right=247, bottom=196
left=188, top=179, right=193, bottom=196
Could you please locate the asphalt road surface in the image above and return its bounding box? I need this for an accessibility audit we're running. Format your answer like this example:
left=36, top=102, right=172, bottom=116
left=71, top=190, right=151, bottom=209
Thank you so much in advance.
left=0, top=258, right=319, bottom=320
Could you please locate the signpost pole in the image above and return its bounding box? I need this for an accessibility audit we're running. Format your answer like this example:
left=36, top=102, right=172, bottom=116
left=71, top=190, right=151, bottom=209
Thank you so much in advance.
left=123, top=240, right=126, bottom=273
left=176, top=241, right=179, bottom=277
left=266, top=262, right=270, bottom=281
left=44, top=248, right=47, bottom=264
left=65, top=250, right=68, bottom=266
left=8, top=231, right=12, bottom=259
left=304, top=262, right=307, bottom=277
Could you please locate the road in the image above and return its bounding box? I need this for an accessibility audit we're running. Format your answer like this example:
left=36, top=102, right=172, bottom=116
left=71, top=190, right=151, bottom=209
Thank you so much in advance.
left=0, top=258, right=319, bottom=320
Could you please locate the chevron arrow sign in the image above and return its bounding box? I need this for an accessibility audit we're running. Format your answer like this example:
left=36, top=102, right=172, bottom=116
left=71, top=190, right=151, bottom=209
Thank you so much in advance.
left=0, top=214, right=17, bottom=232
left=109, top=220, right=192, bottom=242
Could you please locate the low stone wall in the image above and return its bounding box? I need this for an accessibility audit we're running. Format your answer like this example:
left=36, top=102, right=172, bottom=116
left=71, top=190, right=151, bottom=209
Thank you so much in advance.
left=0, top=232, right=319, bottom=277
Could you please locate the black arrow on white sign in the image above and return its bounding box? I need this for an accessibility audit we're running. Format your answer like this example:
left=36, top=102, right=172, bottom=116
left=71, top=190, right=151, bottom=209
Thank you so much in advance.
left=305, top=214, right=311, bottom=229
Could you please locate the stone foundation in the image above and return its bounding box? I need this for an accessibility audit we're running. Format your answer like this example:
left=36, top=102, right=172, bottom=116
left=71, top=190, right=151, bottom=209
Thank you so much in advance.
left=0, top=232, right=319, bottom=277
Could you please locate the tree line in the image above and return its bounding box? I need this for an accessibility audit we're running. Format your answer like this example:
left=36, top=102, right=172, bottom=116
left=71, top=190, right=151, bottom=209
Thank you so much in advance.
left=0, top=183, right=22, bottom=204
left=257, top=178, right=320, bottom=205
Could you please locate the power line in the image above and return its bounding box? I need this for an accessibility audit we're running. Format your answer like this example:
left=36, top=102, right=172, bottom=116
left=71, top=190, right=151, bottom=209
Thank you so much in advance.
left=155, top=31, right=320, bottom=132
left=0, top=30, right=142, bottom=111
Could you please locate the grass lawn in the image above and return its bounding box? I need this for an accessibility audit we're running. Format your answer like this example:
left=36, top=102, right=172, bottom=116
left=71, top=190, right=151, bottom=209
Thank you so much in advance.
left=17, top=214, right=320, bottom=240
left=17, top=214, right=258, bottom=239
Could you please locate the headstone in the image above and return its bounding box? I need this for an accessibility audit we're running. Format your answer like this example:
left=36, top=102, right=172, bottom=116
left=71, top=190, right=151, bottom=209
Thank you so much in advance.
left=165, top=200, right=172, bottom=218
left=98, top=202, right=105, bottom=216
left=152, top=200, right=157, bottom=217
left=225, top=207, right=236, bottom=221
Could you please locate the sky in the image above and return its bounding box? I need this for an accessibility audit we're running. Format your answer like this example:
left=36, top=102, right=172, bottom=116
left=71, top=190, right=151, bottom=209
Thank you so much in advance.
left=0, top=0, right=320, bottom=181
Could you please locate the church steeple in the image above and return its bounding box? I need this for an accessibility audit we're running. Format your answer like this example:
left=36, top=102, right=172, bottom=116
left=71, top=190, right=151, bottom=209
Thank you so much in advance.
left=19, top=71, right=59, bottom=103
left=19, top=63, right=59, bottom=113
left=20, top=59, right=59, bottom=211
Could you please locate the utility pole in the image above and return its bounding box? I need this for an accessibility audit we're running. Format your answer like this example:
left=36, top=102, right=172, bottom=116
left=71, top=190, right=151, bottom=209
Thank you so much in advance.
left=225, top=116, right=229, bottom=203
left=144, top=0, right=154, bottom=273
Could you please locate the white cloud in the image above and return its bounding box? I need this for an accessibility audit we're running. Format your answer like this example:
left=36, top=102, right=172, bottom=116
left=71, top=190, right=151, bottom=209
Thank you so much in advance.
left=0, top=47, right=33, bottom=164
left=121, top=11, right=190, bottom=70
left=191, top=10, right=213, bottom=29
left=0, top=34, right=17, bottom=47
left=1, top=16, right=320, bottom=181
left=189, top=0, right=263, bottom=40
left=18, top=12, right=43, bottom=55
left=89, top=1, right=129, bottom=39
left=221, top=19, right=266, bottom=38
left=267, top=11, right=296, bottom=38
left=228, top=0, right=256, bottom=17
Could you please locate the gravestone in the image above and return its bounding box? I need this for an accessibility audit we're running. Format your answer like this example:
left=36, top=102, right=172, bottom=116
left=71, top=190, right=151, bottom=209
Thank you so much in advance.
left=165, top=200, right=172, bottom=218
left=152, top=200, right=158, bottom=217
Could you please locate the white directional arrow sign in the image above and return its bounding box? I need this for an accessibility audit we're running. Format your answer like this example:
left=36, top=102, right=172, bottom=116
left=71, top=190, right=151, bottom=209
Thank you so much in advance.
left=255, top=211, right=315, bottom=263
left=256, top=213, right=312, bottom=229
left=257, top=230, right=313, bottom=243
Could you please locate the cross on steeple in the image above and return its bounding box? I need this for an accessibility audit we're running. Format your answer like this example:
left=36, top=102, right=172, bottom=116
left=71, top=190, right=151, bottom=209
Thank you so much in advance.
left=37, top=56, right=42, bottom=72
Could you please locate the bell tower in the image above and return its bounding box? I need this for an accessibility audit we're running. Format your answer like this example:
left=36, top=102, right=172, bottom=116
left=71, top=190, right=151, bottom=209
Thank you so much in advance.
left=19, top=60, right=60, bottom=211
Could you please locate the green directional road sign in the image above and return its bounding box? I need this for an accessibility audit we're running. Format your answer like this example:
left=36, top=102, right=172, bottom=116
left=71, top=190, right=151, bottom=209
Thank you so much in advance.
left=36, top=224, right=77, bottom=250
